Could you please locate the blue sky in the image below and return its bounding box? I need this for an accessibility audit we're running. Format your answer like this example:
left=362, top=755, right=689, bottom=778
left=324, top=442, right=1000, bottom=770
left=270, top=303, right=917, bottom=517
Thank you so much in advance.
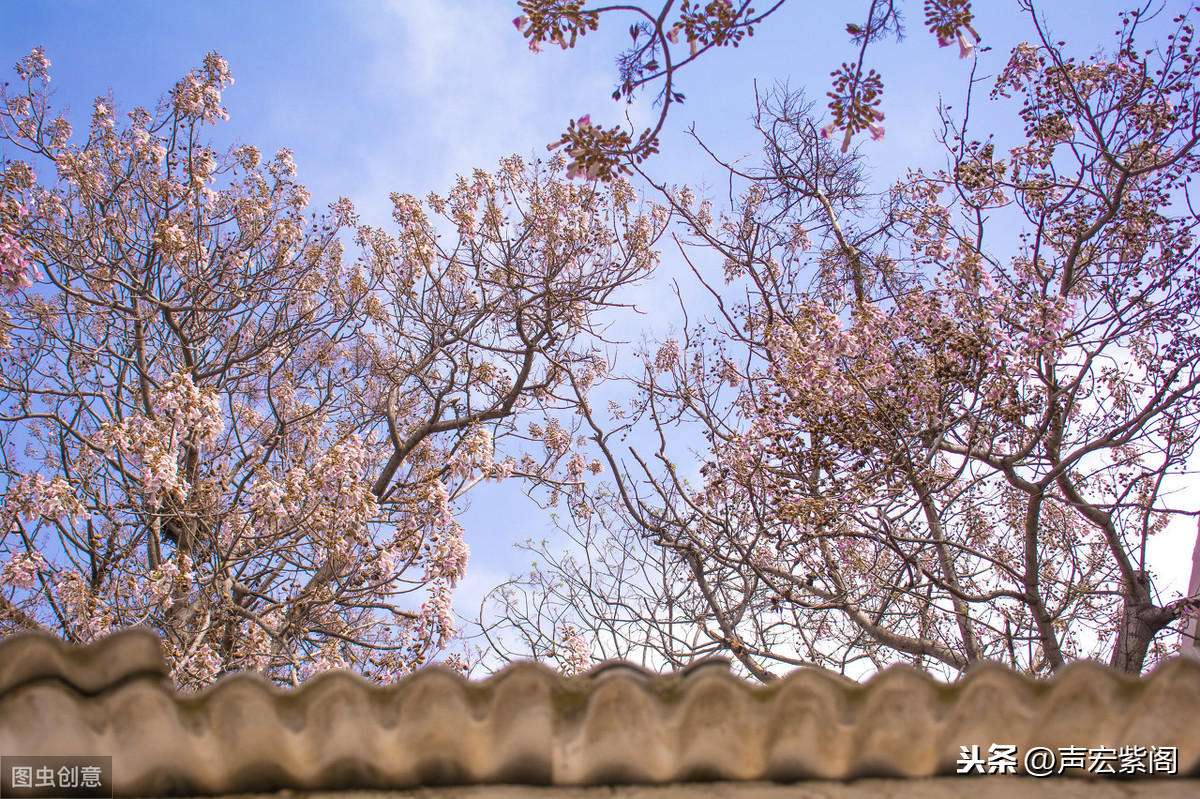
left=3, top=0, right=1194, bottom=664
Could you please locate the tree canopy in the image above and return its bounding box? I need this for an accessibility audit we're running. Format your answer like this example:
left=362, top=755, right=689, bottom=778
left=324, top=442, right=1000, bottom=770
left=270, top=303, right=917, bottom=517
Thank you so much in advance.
left=0, top=47, right=665, bottom=687
left=482, top=1, right=1200, bottom=678
left=2, top=1, right=1198, bottom=686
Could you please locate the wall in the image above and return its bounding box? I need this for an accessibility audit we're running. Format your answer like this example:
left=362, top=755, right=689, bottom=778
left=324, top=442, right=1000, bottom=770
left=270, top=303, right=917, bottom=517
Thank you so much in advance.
left=1, top=630, right=1198, bottom=797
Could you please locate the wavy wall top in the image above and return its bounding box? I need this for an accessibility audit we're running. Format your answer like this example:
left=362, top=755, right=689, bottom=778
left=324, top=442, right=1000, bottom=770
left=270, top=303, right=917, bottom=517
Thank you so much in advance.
left=1, top=629, right=1198, bottom=795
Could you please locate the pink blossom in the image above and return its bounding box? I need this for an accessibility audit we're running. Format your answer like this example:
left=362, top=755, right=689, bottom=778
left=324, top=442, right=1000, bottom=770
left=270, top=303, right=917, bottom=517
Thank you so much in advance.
left=0, top=205, right=40, bottom=294
left=654, top=339, right=680, bottom=372
left=565, top=160, right=604, bottom=180
left=940, top=29, right=979, bottom=58
left=146, top=557, right=192, bottom=609
left=171, top=52, right=232, bottom=124
left=15, top=46, right=51, bottom=82
left=426, top=478, right=454, bottom=527
left=557, top=624, right=592, bottom=676
left=1, top=551, right=48, bottom=590
left=542, top=419, right=572, bottom=456
left=419, top=586, right=456, bottom=647
left=427, top=529, right=469, bottom=587
left=866, top=109, right=886, bottom=142
left=53, top=571, right=91, bottom=616
left=377, top=548, right=404, bottom=580
left=488, top=458, right=517, bottom=482
left=956, top=31, right=976, bottom=58
left=6, top=473, right=87, bottom=522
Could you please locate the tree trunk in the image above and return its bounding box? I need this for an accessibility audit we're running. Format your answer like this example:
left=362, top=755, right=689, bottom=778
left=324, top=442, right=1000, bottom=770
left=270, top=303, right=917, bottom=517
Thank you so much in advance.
left=1183, top=517, right=1200, bottom=662
left=1111, top=569, right=1178, bottom=673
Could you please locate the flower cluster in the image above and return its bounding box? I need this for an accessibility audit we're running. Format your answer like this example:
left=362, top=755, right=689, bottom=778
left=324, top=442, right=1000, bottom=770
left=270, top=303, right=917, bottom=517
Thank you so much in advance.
left=763, top=301, right=898, bottom=410
left=171, top=52, right=233, bottom=124
left=417, top=584, right=456, bottom=649
left=145, top=555, right=194, bottom=609
left=52, top=570, right=114, bottom=637
left=925, top=0, right=980, bottom=59
left=547, top=114, right=638, bottom=181
left=425, top=478, right=454, bottom=529
left=556, top=624, right=593, bottom=676
left=154, top=371, right=225, bottom=446
left=512, top=1, right=600, bottom=52
left=3, top=473, right=88, bottom=524
left=95, top=371, right=224, bottom=507
left=0, top=200, right=38, bottom=294
left=13, top=46, right=50, bottom=83
left=131, top=127, right=167, bottom=165
left=1, top=550, right=48, bottom=590
left=654, top=338, right=680, bottom=373
left=665, top=1, right=741, bottom=56
left=425, top=527, right=470, bottom=588
left=822, top=64, right=885, bottom=152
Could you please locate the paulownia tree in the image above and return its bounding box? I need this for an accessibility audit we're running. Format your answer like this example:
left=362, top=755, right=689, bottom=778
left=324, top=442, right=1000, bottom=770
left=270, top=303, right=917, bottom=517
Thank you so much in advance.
left=0, top=49, right=666, bottom=688
left=513, top=0, right=981, bottom=179
left=482, top=3, right=1200, bottom=678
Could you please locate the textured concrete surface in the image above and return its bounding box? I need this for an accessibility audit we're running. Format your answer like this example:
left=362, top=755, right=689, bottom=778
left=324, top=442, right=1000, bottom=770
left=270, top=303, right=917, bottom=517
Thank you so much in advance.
left=3, top=630, right=1200, bottom=796
left=150, top=781, right=1200, bottom=798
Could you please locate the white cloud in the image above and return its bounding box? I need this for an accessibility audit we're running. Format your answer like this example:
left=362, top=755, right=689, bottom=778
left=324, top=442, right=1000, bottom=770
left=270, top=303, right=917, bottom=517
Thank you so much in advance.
left=335, top=0, right=614, bottom=222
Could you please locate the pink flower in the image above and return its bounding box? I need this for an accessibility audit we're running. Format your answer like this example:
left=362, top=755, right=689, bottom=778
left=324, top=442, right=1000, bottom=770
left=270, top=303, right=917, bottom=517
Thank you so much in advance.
left=0, top=225, right=40, bottom=294
left=654, top=339, right=680, bottom=372
left=819, top=122, right=837, bottom=139
left=940, top=27, right=979, bottom=59
left=956, top=31, right=976, bottom=59
left=566, top=162, right=583, bottom=179
left=1, top=551, right=48, bottom=590
left=513, top=15, right=527, bottom=31
left=666, top=27, right=680, bottom=44
left=867, top=110, right=885, bottom=142
left=558, top=625, right=592, bottom=676
left=578, top=114, right=592, bottom=128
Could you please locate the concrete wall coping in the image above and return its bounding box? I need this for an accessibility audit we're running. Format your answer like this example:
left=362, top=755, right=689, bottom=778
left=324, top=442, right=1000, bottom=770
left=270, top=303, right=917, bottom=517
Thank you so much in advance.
left=1, top=630, right=1198, bottom=796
